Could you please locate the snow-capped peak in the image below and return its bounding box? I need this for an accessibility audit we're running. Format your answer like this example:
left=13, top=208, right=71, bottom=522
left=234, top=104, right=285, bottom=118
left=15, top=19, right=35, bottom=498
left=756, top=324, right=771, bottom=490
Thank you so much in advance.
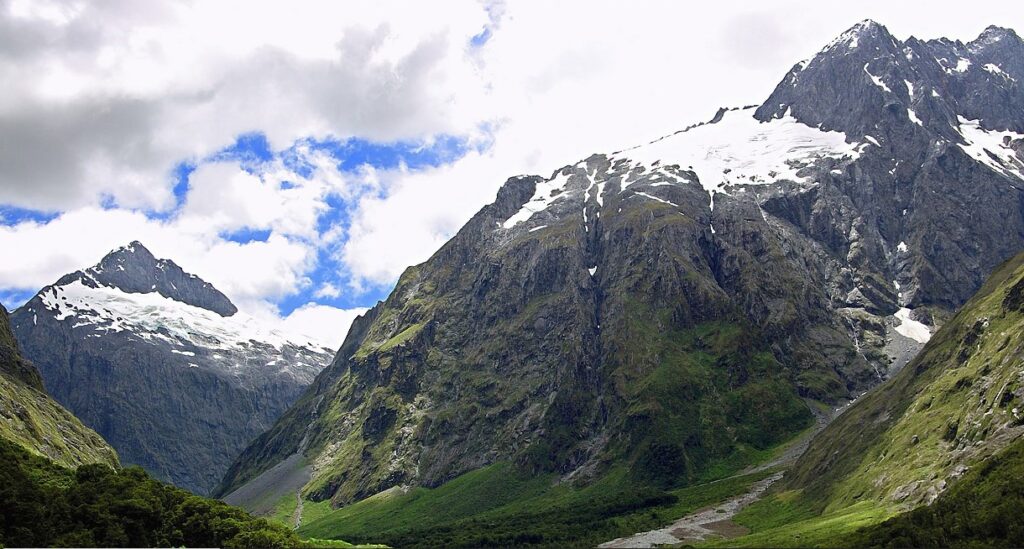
left=33, top=279, right=333, bottom=379
left=62, top=241, right=238, bottom=317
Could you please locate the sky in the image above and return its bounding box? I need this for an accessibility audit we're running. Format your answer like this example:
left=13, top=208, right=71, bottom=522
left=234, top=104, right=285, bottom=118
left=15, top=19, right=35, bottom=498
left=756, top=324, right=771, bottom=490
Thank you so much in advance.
left=1, top=0, right=1021, bottom=348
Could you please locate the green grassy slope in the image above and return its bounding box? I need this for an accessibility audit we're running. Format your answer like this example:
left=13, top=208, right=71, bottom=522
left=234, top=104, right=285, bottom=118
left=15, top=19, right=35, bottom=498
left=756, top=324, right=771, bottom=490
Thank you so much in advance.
left=841, top=435, right=1024, bottom=547
left=298, top=460, right=779, bottom=548
left=0, top=304, right=118, bottom=469
left=787, top=251, right=1024, bottom=511
left=0, top=372, right=120, bottom=469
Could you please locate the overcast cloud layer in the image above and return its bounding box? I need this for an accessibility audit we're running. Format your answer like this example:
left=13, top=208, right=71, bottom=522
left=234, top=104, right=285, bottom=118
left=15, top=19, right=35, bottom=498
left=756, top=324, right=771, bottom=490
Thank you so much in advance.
left=1, top=0, right=1021, bottom=347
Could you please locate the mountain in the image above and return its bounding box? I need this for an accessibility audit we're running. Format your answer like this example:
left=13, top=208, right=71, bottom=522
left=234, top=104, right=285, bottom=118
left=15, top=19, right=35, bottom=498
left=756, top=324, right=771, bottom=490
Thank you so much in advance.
left=0, top=303, right=117, bottom=468
left=217, top=19, right=1024, bottom=533
left=1, top=299, right=308, bottom=548
left=697, top=251, right=1024, bottom=547
left=10, top=242, right=335, bottom=495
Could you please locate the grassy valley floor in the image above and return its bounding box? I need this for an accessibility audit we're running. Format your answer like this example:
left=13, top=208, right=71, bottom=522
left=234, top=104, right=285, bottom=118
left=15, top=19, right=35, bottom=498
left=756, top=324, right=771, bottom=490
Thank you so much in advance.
left=259, top=409, right=825, bottom=548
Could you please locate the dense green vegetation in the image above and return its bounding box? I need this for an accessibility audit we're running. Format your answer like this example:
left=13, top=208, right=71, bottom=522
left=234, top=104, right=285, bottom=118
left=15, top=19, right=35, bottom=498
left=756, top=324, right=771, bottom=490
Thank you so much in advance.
left=298, top=460, right=780, bottom=548
left=598, top=315, right=814, bottom=490
left=0, top=437, right=322, bottom=548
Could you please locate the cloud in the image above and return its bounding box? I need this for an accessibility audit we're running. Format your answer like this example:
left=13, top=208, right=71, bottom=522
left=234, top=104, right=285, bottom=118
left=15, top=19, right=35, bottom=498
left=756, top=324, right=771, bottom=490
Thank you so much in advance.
left=314, top=283, right=342, bottom=299
left=340, top=149, right=510, bottom=287
left=2, top=0, right=1024, bottom=343
left=0, top=0, right=490, bottom=211
left=281, top=303, right=369, bottom=349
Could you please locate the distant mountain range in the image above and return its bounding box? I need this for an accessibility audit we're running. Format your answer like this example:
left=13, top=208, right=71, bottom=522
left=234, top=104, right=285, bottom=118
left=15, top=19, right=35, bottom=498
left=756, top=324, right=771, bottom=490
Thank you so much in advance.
left=10, top=241, right=334, bottom=495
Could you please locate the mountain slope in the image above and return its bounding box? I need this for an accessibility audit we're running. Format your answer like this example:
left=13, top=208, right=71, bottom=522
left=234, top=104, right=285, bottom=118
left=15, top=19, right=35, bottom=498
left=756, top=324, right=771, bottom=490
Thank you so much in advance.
left=707, top=251, right=1024, bottom=547
left=11, top=242, right=334, bottom=495
left=0, top=303, right=117, bottom=468
left=786, top=250, right=1024, bottom=509
left=839, top=435, right=1024, bottom=548
left=219, top=20, right=1024, bottom=525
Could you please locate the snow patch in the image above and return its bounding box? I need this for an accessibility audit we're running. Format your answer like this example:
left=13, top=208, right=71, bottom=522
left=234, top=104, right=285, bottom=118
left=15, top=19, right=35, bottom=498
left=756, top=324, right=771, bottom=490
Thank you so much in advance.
left=956, top=116, right=1024, bottom=181
left=612, top=109, right=861, bottom=195
left=983, top=63, right=1015, bottom=82
left=502, top=172, right=573, bottom=229
left=633, top=192, right=680, bottom=208
left=38, top=281, right=332, bottom=364
left=908, top=109, right=924, bottom=127
left=894, top=308, right=931, bottom=343
left=864, top=64, right=891, bottom=93
left=897, top=241, right=908, bottom=253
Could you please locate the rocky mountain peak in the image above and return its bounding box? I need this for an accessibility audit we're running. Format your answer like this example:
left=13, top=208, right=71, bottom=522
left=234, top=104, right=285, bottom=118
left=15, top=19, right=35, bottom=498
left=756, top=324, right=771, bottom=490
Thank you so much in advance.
left=95, top=240, right=159, bottom=273
left=56, top=241, right=238, bottom=317
left=824, top=19, right=896, bottom=53
left=756, top=22, right=1024, bottom=139
left=970, top=25, right=1023, bottom=51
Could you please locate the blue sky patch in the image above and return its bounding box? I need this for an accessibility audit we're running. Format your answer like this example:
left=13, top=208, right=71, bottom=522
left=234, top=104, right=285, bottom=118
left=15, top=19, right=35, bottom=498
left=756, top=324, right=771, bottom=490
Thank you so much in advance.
left=470, top=26, right=492, bottom=47
left=212, top=132, right=275, bottom=173
left=0, top=129, right=484, bottom=319
left=311, top=134, right=474, bottom=173
left=220, top=227, right=272, bottom=244
left=0, top=288, right=37, bottom=311
left=0, top=205, right=59, bottom=225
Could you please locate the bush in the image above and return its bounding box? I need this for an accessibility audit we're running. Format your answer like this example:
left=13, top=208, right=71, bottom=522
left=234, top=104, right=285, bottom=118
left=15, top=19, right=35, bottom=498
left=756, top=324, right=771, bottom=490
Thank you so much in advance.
left=0, top=438, right=303, bottom=548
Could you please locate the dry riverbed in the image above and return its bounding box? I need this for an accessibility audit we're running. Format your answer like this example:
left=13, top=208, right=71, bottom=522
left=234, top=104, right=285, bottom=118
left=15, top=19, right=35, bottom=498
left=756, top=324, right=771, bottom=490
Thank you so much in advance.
left=600, top=401, right=836, bottom=548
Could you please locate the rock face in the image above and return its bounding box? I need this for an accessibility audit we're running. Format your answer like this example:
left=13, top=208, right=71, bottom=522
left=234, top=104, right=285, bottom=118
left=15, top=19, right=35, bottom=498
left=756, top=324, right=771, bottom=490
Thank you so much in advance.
left=783, top=251, right=1024, bottom=511
left=11, top=242, right=334, bottom=495
left=218, top=21, right=1024, bottom=508
left=0, top=304, right=118, bottom=469
left=755, top=20, right=1024, bottom=311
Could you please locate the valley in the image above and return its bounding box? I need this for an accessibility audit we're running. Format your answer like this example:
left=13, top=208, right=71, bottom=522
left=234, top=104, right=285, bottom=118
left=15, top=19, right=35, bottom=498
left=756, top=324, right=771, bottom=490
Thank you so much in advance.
left=1, top=11, right=1023, bottom=549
